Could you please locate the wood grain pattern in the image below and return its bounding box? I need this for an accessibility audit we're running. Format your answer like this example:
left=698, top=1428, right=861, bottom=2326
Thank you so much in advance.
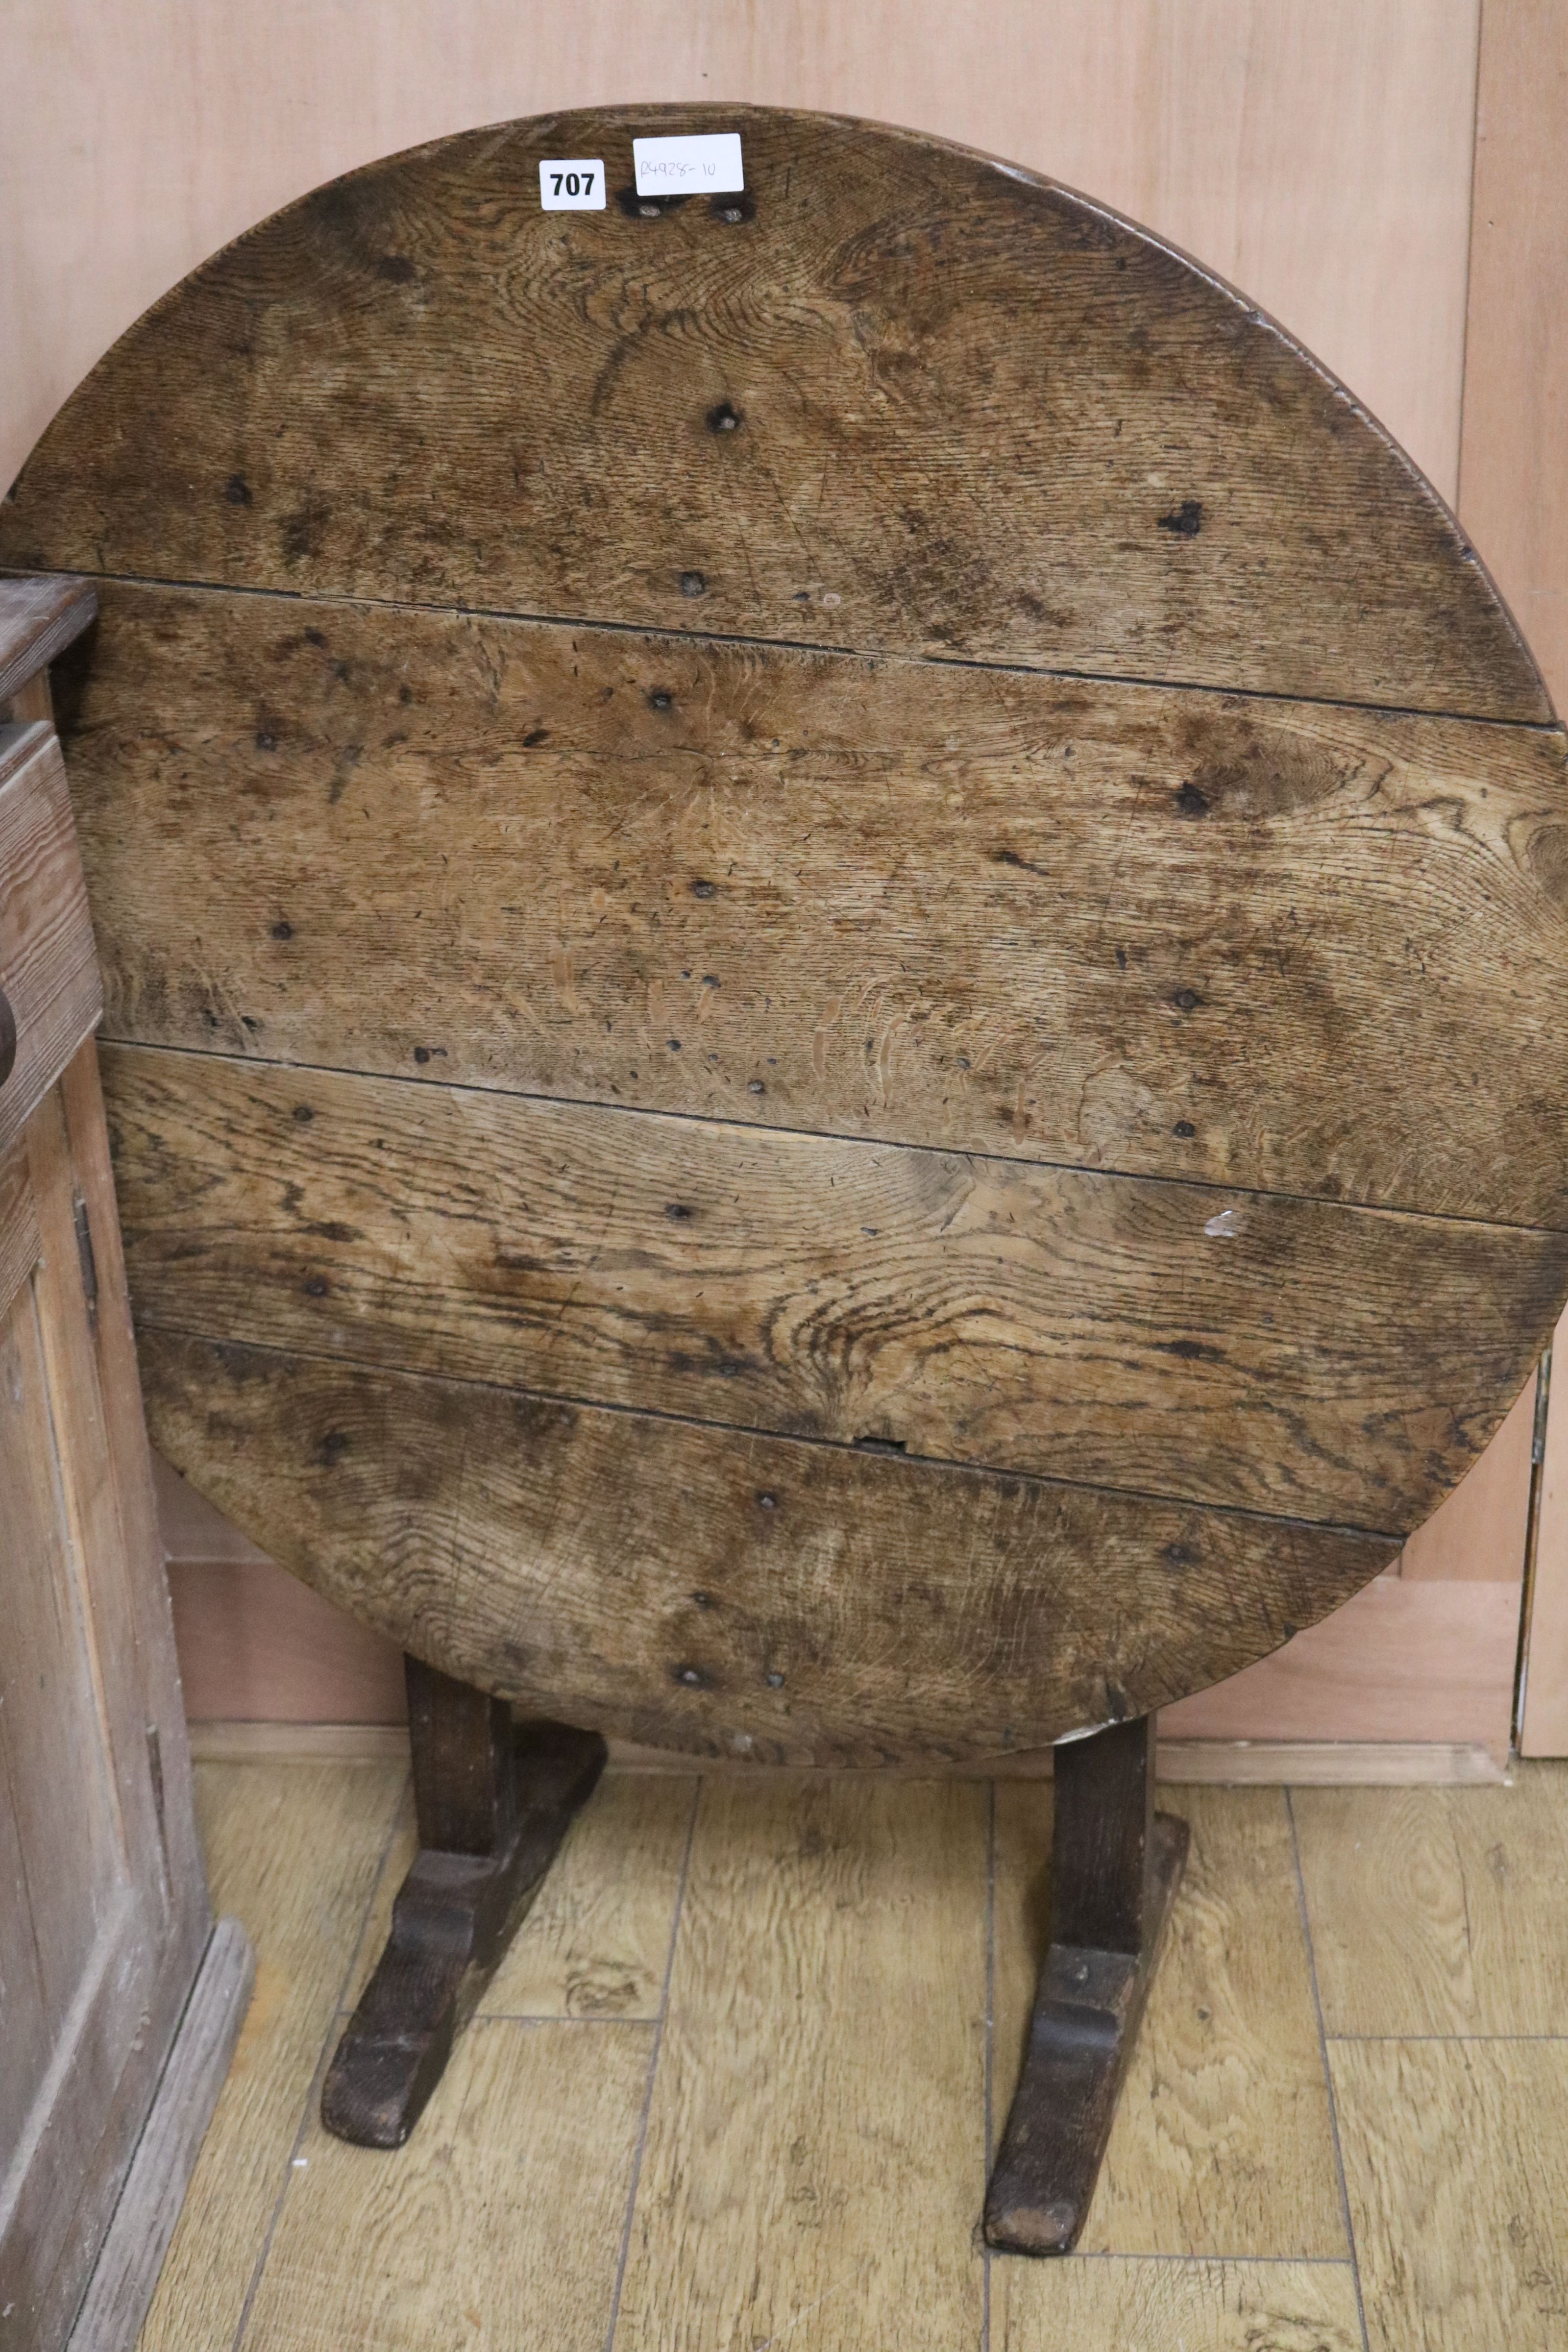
left=136, top=1760, right=404, bottom=2352
left=0, top=724, right=101, bottom=1154
left=137, top=1326, right=1398, bottom=1764
left=995, top=2256, right=1362, bottom=2352
left=0, top=573, right=95, bottom=707
left=1331, top=2038, right=1568, bottom=2352
left=1293, top=1763, right=1568, bottom=2037
left=2, top=106, right=1543, bottom=722
left=64, top=580, right=1568, bottom=1223
left=68, top=1918, right=254, bottom=2352
left=350, top=1772, right=696, bottom=2020
left=0, top=1274, right=119, bottom=2132
left=613, top=1775, right=986, bottom=2351
left=0, top=1131, right=38, bottom=1321
left=105, top=1040, right=1568, bottom=1530
left=245, top=2017, right=653, bottom=2352
left=59, top=1039, right=209, bottom=1914
left=992, top=1783, right=1345, bottom=2255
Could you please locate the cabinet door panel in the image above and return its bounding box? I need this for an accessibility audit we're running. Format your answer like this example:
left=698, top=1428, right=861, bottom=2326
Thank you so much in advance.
left=0, top=1278, right=123, bottom=2030
left=0, top=1055, right=210, bottom=2348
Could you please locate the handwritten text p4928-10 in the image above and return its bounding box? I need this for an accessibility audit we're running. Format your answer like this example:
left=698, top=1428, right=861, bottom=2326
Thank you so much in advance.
left=633, top=133, right=745, bottom=196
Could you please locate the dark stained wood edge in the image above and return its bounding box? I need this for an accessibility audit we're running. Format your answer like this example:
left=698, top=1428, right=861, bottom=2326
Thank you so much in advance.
left=0, top=574, right=96, bottom=708
left=321, top=1663, right=605, bottom=2148
left=984, top=1716, right=1188, bottom=2255
left=985, top=1812, right=1187, bottom=2254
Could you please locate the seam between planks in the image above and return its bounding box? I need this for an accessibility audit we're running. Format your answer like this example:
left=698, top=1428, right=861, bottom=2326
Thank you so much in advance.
left=1286, top=1788, right=1372, bottom=2352
left=133, top=1309, right=1414, bottom=1547
left=100, top=1034, right=1568, bottom=1244
left=602, top=1775, right=701, bottom=2352
left=34, top=564, right=1567, bottom=735
left=227, top=1764, right=409, bottom=2352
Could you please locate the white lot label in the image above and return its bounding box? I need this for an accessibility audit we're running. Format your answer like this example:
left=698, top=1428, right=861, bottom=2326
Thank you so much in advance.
left=633, top=132, right=744, bottom=197
left=539, top=159, right=606, bottom=211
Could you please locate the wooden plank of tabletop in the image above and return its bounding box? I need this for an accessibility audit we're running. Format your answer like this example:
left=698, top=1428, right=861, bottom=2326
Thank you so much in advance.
left=135, top=1324, right=1397, bottom=1766
left=0, top=107, right=1543, bottom=720
left=104, top=1041, right=1568, bottom=1531
left=64, top=580, right=1568, bottom=1225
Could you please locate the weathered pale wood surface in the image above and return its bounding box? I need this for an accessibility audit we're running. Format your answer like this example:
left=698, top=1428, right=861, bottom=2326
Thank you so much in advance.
left=1331, top=2038, right=1568, bottom=2352
left=996, top=2260, right=1363, bottom=2350
left=0, top=1047, right=214, bottom=2352
left=67, top=1919, right=255, bottom=2352
left=1294, top=1762, right=1568, bottom=2038
left=247, top=2016, right=654, bottom=2352
left=1, top=107, right=1541, bottom=719
left=8, top=102, right=1567, bottom=1760
left=136, top=1752, right=1568, bottom=2350
left=612, top=1775, right=987, bottom=2350
left=62, top=582, right=1568, bottom=1222
left=0, top=1132, right=39, bottom=1320
left=0, top=724, right=102, bottom=1154
left=0, top=573, right=95, bottom=708
left=139, top=1326, right=1396, bottom=1763
left=136, top=1761, right=404, bottom=2352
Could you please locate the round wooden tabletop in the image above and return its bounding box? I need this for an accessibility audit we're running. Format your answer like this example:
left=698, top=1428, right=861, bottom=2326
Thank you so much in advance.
left=7, top=103, right=1568, bottom=1763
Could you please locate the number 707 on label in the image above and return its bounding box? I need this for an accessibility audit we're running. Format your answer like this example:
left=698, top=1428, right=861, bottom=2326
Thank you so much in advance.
left=539, top=159, right=606, bottom=211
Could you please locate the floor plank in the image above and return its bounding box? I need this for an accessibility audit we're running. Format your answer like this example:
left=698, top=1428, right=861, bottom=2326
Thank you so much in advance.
left=612, top=1775, right=987, bottom=2351
left=993, top=1784, right=1346, bottom=2256
left=1332, top=2038, right=1568, bottom=2351
left=346, top=1770, right=697, bottom=2019
left=994, top=2255, right=1363, bottom=2350
left=1294, top=1764, right=1568, bottom=2034
left=238, top=2018, right=653, bottom=2352
left=136, top=1761, right=405, bottom=2352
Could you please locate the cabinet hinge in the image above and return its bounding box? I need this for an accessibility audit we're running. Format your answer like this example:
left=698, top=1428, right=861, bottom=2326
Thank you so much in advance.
left=73, top=1193, right=99, bottom=1330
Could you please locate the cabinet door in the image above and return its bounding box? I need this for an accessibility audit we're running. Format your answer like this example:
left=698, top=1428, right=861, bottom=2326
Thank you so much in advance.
left=0, top=719, right=210, bottom=2348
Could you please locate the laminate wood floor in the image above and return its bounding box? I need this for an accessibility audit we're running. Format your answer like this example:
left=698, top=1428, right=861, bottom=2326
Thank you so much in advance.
left=137, top=1760, right=1568, bottom=2352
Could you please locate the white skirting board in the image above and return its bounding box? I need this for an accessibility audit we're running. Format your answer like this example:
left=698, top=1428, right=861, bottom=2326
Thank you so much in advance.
left=67, top=1918, right=255, bottom=2352
left=185, top=1720, right=1509, bottom=1786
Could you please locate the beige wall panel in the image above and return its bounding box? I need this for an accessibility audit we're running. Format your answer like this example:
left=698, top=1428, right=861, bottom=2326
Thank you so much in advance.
left=1459, top=0, right=1568, bottom=707
left=1523, top=1307, right=1568, bottom=1754
left=5, top=0, right=1476, bottom=502
left=168, top=1556, right=407, bottom=1728
left=1401, top=1373, right=1536, bottom=1583
left=1160, top=1575, right=1520, bottom=1763
left=1466, top=5, right=1568, bottom=1757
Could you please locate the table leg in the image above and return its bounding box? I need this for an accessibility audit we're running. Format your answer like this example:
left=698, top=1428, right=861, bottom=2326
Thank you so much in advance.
left=321, top=1656, right=606, bottom=2147
left=983, top=1714, right=1189, bottom=2255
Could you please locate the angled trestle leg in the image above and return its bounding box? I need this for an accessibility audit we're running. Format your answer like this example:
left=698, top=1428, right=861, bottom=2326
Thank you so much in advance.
left=321, top=1655, right=606, bottom=2148
left=983, top=1713, right=1189, bottom=2255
